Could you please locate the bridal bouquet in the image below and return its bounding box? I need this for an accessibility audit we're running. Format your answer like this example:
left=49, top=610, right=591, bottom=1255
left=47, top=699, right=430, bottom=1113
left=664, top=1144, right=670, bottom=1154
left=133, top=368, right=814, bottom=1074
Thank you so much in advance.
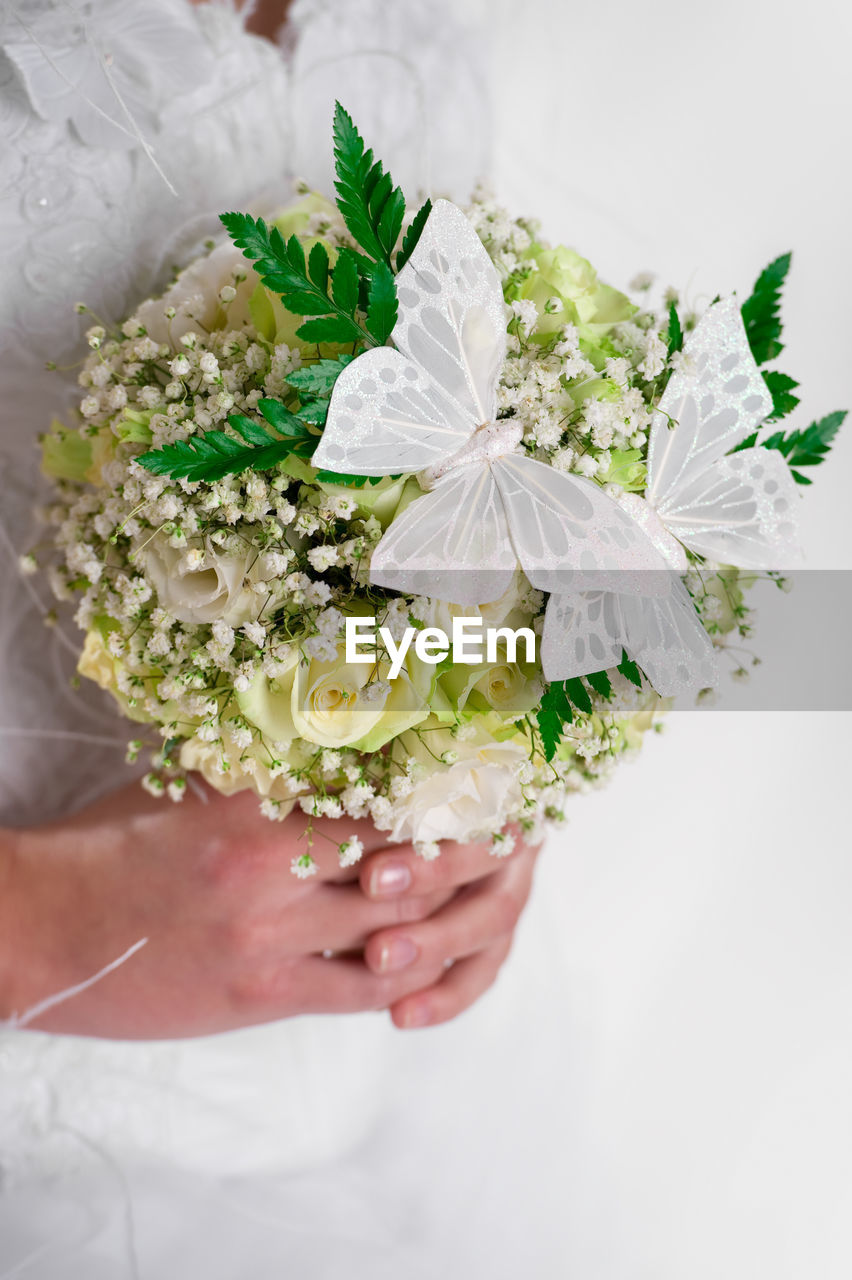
left=33, top=105, right=845, bottom=872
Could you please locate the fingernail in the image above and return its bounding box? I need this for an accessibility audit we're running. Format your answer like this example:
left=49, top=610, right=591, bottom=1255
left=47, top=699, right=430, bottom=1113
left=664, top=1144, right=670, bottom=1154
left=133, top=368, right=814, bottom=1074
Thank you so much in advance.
left=399, top=1000, right=431, bottom=1029
left=370, top=862, right=412, bottom=898
left=378, top=935, right=418, bottom=973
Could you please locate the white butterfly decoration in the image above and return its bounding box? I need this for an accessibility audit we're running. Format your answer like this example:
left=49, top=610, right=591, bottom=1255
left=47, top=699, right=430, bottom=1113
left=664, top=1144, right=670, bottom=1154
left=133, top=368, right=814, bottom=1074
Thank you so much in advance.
left=312, top=200, right=801, bottom=698
left=541, top=296, right=802, bottom=695
left=312, top=200, right=663, bottom=596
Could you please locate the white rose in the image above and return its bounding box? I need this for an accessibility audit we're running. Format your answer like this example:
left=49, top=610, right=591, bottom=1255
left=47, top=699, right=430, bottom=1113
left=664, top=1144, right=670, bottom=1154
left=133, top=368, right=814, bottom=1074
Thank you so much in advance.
left=387, top=740, right=528, bottom=846
left=140, top=534, right=259, bottom=626
left=417, top=569, right=534, bottom=636
left=136, top=242, right=254, bottom=344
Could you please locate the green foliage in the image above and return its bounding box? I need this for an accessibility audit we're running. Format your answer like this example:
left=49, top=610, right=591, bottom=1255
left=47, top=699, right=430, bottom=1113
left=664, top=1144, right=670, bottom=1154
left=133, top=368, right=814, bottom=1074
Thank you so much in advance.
left=334, top=102, right=406, bottom=268
left=137, top=398, right=317, bottom=483
left=536, top=681, right=572, bottom=761
left=284, top=357, right=354, bottom=398
left=763, top=370, right=800, bottom=422
left=733, top=411, right=847, bottom=485
left=219, top=212, right=373, bottom=349
left=617, top=649, right=643, bottom=689
left=365, top=259, right=399, bottom=344
left=396, top=199, right=433, bottom=272
left=585, top=669, right=612, bottom=700
left=212, top=106, right=437, bottom=493
left=741, top=252, right=791, bottom=365
left=563, top=677, right=592, bottom=716
left=315, top=470, right=386, bottom=488
left=536, top=672, right=614, bottom=761
left=666, top=302, right=683, bottom=357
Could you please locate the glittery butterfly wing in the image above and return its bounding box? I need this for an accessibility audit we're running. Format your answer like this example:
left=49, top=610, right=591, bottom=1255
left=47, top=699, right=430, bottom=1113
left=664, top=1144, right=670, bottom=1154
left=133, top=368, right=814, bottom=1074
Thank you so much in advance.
left=646, top=296, right=801, bottom=568
left=312, top=200, right=507, bottom=477
left=651, top=446, right=801, bottom=568
left=369, top=463, right=517, bottom=604
left=492, top=454, right=669, bottom=596
left=310, top=346, right=477, bottom=476
left=647, top=297, right=772, bottom=506
left=542, top=579, right=719, bottom=698
left=617, top=579, right=719, bottom=696
left=392, top=199, right=507, bottom=424
left=540, top=591, right=625, bottom=678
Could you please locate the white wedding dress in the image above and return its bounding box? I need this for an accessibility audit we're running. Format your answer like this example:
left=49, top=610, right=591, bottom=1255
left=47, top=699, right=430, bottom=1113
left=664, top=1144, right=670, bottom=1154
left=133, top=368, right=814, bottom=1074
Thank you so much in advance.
left=0, top=4, right=569, bottom=1277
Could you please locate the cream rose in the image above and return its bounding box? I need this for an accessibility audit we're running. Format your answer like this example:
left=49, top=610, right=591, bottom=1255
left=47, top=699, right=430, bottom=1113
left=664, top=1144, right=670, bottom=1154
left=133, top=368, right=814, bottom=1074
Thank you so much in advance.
left=77, top=629, right=151, bottom=724
left=139, top=534, right=260, bottom=627
left=178, top=735, right=310, bottom=812
left=387, top=739, right=529, bottom=846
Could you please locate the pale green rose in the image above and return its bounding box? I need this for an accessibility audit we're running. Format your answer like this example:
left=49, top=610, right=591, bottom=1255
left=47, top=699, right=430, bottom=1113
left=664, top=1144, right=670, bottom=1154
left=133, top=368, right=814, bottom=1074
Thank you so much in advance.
left=113, top=408, right=154, bottom=446
left=85, top=424, right=119, bottom=486
left=82, top=618, right=199, bottom=730
left=271, top=191, right=339, bottom=241
left=236, top=647, right=302, bottom=745
left=439, top=643, right=543, bottom=724
left=278, top=459, right=423, bottom=527
left=238, top=629, right=446, bottom=752
left=41, top=419, right=92, bottom=483
left=518, top=245, right=635, bottom=367
left=598, top=447, right=647, bottom=492
left=315, top=473, right=423, bottom=528
left=292, top=638, right=438, bottom=750
left=564, top=375, right=620, bottom=412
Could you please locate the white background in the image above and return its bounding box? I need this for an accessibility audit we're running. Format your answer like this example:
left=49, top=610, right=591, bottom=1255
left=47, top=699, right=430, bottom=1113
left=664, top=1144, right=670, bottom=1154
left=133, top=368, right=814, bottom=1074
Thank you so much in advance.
left=486, top=0, right=852, bottom=1274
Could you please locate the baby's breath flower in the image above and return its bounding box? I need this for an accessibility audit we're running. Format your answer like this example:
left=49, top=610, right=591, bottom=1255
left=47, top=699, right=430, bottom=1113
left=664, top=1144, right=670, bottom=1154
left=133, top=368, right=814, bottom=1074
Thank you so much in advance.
left=338, top=836, right=364, bottom=868
left=291, top=853, right=318, bottom=879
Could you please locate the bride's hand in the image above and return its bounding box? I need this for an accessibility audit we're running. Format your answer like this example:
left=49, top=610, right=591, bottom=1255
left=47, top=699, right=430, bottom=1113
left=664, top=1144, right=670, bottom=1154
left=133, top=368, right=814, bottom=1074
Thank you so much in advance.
left=0, top=782, right=537, bottom=1039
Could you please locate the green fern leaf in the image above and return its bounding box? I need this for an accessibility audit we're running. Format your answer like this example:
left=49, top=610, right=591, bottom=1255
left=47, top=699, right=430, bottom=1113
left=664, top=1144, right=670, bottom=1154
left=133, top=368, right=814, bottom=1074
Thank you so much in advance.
left=285, top=357, right=354, bottom=398
left=396, top=200, right=432, bottom=272
left=585, top=669, right=613, bottom=700
left=617, top=650, right=643, bottom=689
left=365, top=259, right=398, bottom=344
left=536, top=681, right=572, bottom=761
left=295, top=315, right=363, bottom=346
left=331, top=249, right=360, bottom=315
left=332, top=102, right=407, bottom=267
left=763, top=370, right=800, bottom=422
left=741, top=252, right=792, bottom=365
